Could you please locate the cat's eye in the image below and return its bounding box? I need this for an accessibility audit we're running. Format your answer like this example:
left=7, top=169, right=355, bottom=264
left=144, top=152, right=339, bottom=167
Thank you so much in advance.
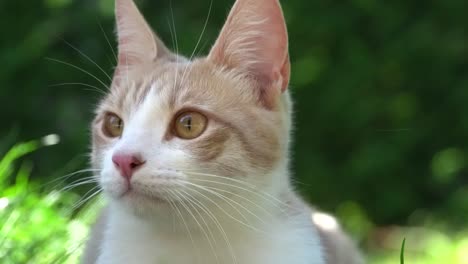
left=103, top=113, right=124, bottom=138
left=174, top=111, right=208, bottom=139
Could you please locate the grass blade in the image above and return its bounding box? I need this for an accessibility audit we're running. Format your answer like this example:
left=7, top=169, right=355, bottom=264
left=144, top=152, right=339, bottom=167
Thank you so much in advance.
left=400, top=238, right=406, bottom=264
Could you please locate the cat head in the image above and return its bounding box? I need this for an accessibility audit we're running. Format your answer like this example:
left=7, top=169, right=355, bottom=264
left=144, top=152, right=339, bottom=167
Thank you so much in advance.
left=91, top=0, right=292, bottom=216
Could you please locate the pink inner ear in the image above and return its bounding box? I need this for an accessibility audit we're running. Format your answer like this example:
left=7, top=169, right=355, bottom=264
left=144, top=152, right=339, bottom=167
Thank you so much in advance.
left=115, top=0, right=158, bottom=68
left=117, top=39, right=142, bottom=67
left=208, top=0, right=290, bottom=94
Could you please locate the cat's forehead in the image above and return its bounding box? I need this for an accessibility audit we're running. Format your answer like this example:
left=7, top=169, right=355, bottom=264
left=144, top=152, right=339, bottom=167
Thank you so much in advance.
left=102, top=60, right=257, bottom=116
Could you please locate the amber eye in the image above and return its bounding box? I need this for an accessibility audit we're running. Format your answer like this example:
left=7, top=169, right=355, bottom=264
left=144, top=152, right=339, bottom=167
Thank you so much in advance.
left=174, top=111, right=208, bottom=139
left=103, top=113, right=124, bottom=138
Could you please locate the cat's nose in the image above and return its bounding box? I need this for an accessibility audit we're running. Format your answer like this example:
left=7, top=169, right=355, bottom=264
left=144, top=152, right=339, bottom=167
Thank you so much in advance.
left=112, top=153, right=145, bottom=180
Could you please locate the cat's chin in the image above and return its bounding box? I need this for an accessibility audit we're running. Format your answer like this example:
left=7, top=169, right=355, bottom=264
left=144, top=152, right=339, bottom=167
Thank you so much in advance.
left=122, top=189, right=168, bottom=203
left=118, top=186, right=176, bottom=208
left=112, top=190, right=174, bottom=218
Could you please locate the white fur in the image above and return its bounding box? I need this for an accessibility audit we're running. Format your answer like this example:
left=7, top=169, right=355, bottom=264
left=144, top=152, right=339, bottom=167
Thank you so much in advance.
left=83, top=1, right=362, bottom=263
left=96, top=202, right=325, bottom=264
left=93, top=88, right=325, bottom=264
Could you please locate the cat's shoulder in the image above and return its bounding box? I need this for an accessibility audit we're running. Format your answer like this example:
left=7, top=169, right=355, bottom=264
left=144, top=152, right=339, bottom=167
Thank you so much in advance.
left=281, top=192, right=364, bottom=264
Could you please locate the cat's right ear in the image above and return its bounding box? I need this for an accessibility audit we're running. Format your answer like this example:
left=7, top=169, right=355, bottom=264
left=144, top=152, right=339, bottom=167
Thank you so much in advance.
left=114, top=0, right=173, bottom=83
left=207, top=0, right=290, bottom=108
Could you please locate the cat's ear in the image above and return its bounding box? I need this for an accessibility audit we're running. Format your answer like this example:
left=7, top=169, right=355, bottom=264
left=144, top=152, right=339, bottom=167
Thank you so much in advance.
left=114, top=0, right=173, bottom=75
left=208, top=0, right=290, bottom=104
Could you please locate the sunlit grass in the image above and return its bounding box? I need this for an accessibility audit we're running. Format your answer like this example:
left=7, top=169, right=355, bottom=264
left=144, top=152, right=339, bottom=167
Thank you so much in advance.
left=400, top=238, right=406, bottom=264
left=0, top=138, right=99, bottom=264
left=368, top=227, right=468, bottom=264
left=0, top=139, right=466, bottom=263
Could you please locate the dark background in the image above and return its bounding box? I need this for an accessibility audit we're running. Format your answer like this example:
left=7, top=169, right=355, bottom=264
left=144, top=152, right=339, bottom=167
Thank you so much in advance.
left=1, top=0, right=467, bottom=252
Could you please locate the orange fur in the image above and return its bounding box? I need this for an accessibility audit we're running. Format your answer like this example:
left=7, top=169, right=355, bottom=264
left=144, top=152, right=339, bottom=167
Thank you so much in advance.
left=83, top=1, right=363, bottom=263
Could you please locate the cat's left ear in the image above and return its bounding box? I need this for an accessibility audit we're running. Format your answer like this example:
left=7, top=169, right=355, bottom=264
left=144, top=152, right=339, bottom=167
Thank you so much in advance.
left=114, top=0, right=173, bottom=81
left=208, top=0, right=290, bottom=106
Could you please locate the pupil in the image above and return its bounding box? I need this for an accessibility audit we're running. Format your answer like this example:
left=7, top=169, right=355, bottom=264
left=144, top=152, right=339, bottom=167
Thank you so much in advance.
left=186, top=117, right=192, bottom=131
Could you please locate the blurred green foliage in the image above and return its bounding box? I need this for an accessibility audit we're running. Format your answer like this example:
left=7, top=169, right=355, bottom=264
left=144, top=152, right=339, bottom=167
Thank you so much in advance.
left=1, top=0, right=467, bottom=262
left=0, top=140, right=97, bottom=263
left=0, top=144, right=466, bottom=263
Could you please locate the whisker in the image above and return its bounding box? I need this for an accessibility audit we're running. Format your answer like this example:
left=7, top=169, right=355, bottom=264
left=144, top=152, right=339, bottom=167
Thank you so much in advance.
left=183, top=174, right=291, bottom=212
left=195, top=38, right=211, bottom=58
left=164, top=189, right=198, bottom=260
left=58, top=177, right=99, bottom=193
left=49, top=82, right=106, bottom=96
left=188, top=0, right=213, bottom=61
left=162, top=190, right=180, bottom=232
left=77, top=185, right=100, bottom=204
left=167, top=18, right=177, bottom=56
left=177, top=180, right=261, bottom=234
left=171, top=189, right=213, bottom=262
left=291, top=178, right=314, bottom=188
left=60, top=38, right=113, bottom=82
left=166, top=15, right=180, bottom=100
left=181, top=180, right=266, bottom=232
left=51, top=176, right=98, bottom=192
left=98, top=20, right=118, bottom=63
left=69, top=187, right=101, bottom=213
left=168, top=0, right=182, bottom=100
left=175, top=189, right=220, bottom=264
left=204, top=185, right=276, bottom=219
left=169, top=0, right=179, bottom=58
left=182, top=170, right=257, bottom=188
left=59, top=181, right=98, bottom=194
left=41, top=168, right=100, bottom=189
left=180, top=0, right=213, bottom=84
left=176, top=186, right=237, bottom=264
left=74, top=195, right=106, bottom=227
left=45, top=57, right=110, bottom=90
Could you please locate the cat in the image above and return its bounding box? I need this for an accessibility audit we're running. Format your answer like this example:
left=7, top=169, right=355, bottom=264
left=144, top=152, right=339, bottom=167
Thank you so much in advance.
left=81, top=0, right=364, bottom=263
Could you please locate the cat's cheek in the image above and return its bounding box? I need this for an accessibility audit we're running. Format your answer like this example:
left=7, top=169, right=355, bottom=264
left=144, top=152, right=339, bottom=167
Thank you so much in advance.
left=156, top=146, right=196, bottom=170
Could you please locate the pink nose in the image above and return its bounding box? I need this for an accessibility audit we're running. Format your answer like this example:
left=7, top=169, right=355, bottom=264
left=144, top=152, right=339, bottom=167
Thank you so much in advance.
left=112, top=153, right=145, bottom=180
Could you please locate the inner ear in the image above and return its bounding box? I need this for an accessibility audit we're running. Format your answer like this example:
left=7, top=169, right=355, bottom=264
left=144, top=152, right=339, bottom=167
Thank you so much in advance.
left=113, top=0, right=178, bottom=84
left=207, top=0, right=290, bottom=105
left=115, top=0, right=158, bottom=67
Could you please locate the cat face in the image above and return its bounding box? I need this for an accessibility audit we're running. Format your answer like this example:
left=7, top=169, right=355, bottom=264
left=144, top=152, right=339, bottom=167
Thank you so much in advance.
left=91, top=0, right=291, bottom=216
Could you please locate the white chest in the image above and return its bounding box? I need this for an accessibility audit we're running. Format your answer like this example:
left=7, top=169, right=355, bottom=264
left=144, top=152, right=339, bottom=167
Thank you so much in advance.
left=96, top=211, right=325, bottom=264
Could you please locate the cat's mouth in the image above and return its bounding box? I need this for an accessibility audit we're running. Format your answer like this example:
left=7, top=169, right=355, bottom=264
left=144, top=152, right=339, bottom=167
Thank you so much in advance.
left=116, top=169, right=187, bottom=203
left=121, top=188, right=168, bottom=204
left=102, top=168, right=188, bottom=206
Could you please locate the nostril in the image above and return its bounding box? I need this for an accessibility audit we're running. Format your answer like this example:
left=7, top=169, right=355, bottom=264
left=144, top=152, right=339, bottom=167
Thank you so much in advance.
left=130, top=160, right=144, bottom=169
left=112, top=153, right=146, bottom=179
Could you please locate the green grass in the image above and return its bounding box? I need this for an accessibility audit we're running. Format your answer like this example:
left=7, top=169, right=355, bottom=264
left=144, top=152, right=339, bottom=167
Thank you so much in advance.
left=400, top=238, right=406, bottom=264
left=0, top=138, right=98, bottom=264
left=368, top=228, right=468, bottom=264
left=0, top=139, right=467, bottom=263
